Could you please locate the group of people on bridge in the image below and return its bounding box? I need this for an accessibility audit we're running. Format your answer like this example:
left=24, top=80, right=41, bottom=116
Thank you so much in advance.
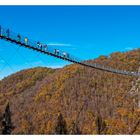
left=0, top=26, right=70, bottom=59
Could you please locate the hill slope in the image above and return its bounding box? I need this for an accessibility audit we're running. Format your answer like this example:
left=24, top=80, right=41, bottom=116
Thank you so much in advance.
left=0, top=49, right=140, bottom=134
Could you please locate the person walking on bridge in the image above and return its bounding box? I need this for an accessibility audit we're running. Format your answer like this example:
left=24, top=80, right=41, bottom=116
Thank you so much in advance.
left=54, top=49, right=59, bottom=55
left=40, top=44, right=42, bottom=50
left=6, top=29, right=10, bottom=38
left=56, top=49, right=59, bottom=55
left=17, top=34, right=21, bottom=42
left=37, top=41, right=42, bottom=49
left=37, top=41, right=40, bottom=48
left=63, top=52, right=67, bottom=58
left=44, top=44, right=48, bottom=51
left=24, top=37, right=28, bottom=45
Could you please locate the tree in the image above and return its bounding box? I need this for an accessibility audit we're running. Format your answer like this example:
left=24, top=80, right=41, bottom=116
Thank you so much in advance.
left=95, top=114, right=107, bottom=134
left=69, top=122, right=81, bottom=134
left=1, top=102, right=14, bottom=134
left=129, top=118, right=140, bottom=134
left=54, top=113, right=67, bottom=134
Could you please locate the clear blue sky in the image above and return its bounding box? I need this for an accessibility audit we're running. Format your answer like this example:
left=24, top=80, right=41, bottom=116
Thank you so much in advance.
left=0, top=6, right=140, bottom=79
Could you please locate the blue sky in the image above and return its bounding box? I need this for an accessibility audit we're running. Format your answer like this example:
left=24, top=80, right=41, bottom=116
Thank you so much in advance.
left=0, top=6, right=140, bottom=79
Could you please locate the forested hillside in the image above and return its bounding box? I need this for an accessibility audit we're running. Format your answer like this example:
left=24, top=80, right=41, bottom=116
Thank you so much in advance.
left=0, top=49, right=140, bottom=134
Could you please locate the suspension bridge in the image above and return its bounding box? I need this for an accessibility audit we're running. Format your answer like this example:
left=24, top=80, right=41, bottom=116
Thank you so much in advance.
left=0, top=26, right=140, bottom=77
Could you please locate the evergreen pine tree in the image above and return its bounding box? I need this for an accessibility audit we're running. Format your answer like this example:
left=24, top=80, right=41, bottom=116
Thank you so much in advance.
left=95, top=114, right=107, bottom=134
left=1, top=102, right=13, bottom=134
left=55, top=113, right=67, bottom=134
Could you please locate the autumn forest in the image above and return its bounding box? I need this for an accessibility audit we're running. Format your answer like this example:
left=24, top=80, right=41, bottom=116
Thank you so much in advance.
left=0, top=49, right=140, bottom=134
